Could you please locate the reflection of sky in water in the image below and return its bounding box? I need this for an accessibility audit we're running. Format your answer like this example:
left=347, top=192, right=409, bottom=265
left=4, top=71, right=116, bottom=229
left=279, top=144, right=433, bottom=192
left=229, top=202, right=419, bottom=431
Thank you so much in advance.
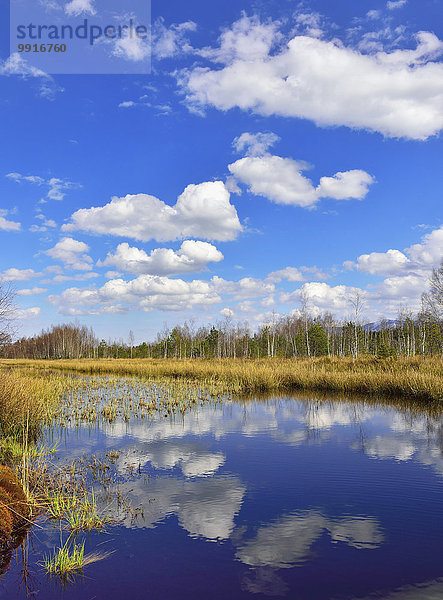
left=1, top=392, right=442, bottom=599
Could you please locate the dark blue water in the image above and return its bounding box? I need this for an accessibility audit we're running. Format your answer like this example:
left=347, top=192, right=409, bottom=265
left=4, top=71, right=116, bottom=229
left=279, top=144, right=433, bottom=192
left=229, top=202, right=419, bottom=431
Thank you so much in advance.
left=1, top=394, right=442, bottom=599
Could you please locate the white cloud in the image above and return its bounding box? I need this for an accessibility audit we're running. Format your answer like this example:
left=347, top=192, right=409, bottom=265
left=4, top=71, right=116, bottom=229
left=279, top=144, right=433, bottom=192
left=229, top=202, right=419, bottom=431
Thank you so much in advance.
left=267, top=266, right=329, bottom=283
left=40, top=0, right=63, bottom=12
left=14, top=307, right=41, bottom=320
left=317, top=170, right=375, bottom=200
left=105, top=271, right=122, bottom=279
left=152, top=19, right=196, bottom=59
left=279, top=270, right=436, bottom=319
left=181, top=17, right=443, bottom=139
left=0, top=53, right=49, bottom=79
left=281, top=282, right=366, bottom=316
left=113, top=36, right=150, bottom=63
left=0, top=209, right=21, bottom=231
left=48, top=275, right=223, bottom=315
left=233, top=131, right=280, bottom=157
left=62, top=181, right=242, bottom=242
left=294, top=11, right=325, bottom=38
left=45, top=237, right=93, bottom=271
left=220, top=307, right=234, bottom=318
left=228, top=154, right=373, bottom=207
left=118, top=101, right=136, bottom=108
left=6, top=173, right=45, bottom=185
left=345, top=248, right=410, bottom=275
left=267, top=267, right=305, bottom=283
left=197, top=15, right=281, bottom=64
left=6, top=172, right=79, bottom=201
left=30, top=214, right=57, bottom=232
left=407, top=226, right=443, bottom=269
left=0, top=54, right=62, bottom=99
left=16, top=287, right=48, bottom=296
left=0, top=268, right=40, bottom=282
left=47, top=177, right=77, bottom=201
left=387, top=0, right=407, bottom=10
left=375, top=273, right=427, bottom=300
left=212, top=276, right=275, bottom=300
left=366, top=10, right=382, bottom=20
left=100, top=240, right=223, bottom=275
left=41, top=272, right=99, bottom=284
left=47, top=271, right=276, bottom=316
left=111, top=15, right=195, bottom=63
left=65, top=0, right=96, bottom=16
left=345, top=225, right=443, bottom=275
left=229, top=155, right=317, bottom=207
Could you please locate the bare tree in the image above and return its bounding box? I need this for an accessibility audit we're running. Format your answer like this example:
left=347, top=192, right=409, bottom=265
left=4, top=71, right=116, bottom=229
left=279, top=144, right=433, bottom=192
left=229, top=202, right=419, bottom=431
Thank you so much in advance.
left=349, top=290, right=365, bottom=359
left=300, top=291, right=311, bottom=358
left=128, top=330, right=135, bottom=359
left=0, top=284, right=16, bottom=346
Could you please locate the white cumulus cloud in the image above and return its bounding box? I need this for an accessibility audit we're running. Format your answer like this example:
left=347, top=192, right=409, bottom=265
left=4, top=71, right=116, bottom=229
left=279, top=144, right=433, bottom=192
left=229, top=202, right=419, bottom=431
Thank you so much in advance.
left=45, top=237, right=93, bottom=271
left=14, top=307, right=41, bottom=320
left=0, top=268, right=40, bottom=282
left=233, top=131, right=280, bottom=157
left=99, top=240, right=223, bottom=275
left=181, top=16, right=443, bottom=139
left=16, top=287, right=48, bottom=296
left=62, top=181, right=242, bottom=242
left=228, top=154, right=373, bottom=207
left=0, top=209, right=21, bottom=231
left=345, top=225, right=443, bottom=275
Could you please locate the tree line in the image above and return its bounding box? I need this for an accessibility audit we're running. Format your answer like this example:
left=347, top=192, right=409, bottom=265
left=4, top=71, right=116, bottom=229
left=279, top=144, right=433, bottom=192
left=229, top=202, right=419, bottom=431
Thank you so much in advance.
left=2, top=308, right=441, bottom=361
left=1, top=262, right=442, bottom=361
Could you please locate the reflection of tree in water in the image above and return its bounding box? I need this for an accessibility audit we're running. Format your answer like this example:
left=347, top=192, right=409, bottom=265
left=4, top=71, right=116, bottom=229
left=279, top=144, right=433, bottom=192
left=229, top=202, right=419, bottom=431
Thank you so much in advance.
left=0, top=530, right=29, bottom=582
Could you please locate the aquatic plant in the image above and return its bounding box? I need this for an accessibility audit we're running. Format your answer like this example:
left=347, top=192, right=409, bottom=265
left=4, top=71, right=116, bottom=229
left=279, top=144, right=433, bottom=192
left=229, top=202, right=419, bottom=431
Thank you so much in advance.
left=43, top=538, right=109, bottom=582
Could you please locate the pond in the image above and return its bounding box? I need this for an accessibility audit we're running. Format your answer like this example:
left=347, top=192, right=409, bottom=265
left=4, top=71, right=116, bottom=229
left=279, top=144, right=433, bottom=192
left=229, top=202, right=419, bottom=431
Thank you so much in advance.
left=0, top=377, right=442, bottom=599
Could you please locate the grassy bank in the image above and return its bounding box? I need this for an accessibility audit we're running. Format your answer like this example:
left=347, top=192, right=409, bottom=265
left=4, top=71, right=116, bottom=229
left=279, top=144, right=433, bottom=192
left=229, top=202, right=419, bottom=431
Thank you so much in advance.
left=2, top=356, right=442, bottom=402
left=0, top=369, right=72, bottom=440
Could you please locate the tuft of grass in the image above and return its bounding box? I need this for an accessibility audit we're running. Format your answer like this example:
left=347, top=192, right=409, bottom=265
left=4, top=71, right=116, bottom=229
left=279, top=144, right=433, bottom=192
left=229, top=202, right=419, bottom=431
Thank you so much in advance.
left=44, top=539, right=85, bottom=578
left=43, top=538, right=110, bottom=582
left=64, top=490, right=111, bottom=533
left=44, top=487, right=112, bottom=532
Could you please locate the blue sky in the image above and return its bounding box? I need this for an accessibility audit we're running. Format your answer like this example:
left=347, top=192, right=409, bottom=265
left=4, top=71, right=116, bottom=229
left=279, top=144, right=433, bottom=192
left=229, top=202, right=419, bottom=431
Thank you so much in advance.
left=0, top=0, right=442, bottom=342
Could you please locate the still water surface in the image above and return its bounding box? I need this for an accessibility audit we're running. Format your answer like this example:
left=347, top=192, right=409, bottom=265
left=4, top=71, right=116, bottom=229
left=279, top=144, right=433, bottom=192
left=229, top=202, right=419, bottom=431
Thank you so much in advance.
left=1, top=384, right=442, bottom=599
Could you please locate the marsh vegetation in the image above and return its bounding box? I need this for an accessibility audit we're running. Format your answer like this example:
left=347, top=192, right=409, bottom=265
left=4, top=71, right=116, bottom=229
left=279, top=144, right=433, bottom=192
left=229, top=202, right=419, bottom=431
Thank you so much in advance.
left=0, top=358, right=441, bottom=596
left=2, top=356, right=442, bottom=401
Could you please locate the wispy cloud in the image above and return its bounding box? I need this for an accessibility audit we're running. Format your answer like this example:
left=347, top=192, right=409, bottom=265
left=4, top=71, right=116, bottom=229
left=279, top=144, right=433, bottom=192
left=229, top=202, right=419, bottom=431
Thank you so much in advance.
left=6, top=172, right=80, bottom=201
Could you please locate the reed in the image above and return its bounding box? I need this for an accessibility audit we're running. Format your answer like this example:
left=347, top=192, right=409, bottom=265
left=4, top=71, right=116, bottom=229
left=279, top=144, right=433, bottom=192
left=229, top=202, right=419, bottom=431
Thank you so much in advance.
left=2, top=357, right=442, bottom=402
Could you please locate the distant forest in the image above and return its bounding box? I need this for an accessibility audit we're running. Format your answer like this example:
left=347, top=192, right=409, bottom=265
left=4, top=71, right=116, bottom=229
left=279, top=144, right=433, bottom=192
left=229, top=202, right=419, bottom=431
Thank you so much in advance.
left=2, top=310, right=441, bottom=360
left=3, top=263, right=442, bottom=360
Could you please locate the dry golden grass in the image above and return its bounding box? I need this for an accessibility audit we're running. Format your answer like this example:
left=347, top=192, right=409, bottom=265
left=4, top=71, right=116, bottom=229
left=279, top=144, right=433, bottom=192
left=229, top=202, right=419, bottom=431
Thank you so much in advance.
left=2, top=356, right=442, bottom=402
left=0, top=369, right=70, bottom=438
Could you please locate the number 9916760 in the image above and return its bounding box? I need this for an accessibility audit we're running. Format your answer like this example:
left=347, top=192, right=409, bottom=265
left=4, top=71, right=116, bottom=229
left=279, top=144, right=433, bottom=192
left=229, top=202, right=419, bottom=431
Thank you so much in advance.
left=18, top=43, right=67, bottom=53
